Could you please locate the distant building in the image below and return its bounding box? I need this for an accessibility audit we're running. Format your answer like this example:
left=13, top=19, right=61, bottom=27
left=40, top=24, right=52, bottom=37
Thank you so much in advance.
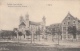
left=0, top=30, right=16, bottom=39
left=50, top=23, right=62, bottom=30
left=50, top=23, right=62, bottom=39
left=18, top=13, right=46, bottom=39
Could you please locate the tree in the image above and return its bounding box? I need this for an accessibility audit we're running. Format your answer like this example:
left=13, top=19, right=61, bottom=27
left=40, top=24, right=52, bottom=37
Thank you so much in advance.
left=68, top=26, right=77, bottom=39
left=36, top=28, right=41, bottom=41
left=45, top=27, right=51, bottom=40
left=51, top=28, right=56, bottom=35
left=0, top=31, right=12, bottom=40
left=56, top=29, right=62, bottom=45
left=25, top=30, right=31, bottom=36
left=51, top=28, right=55, bottom=41
left=18, top=32, right=23, bottom=40
left=51, top=27, right=62, bottom=45
left=11, top=31, right=17, bottom=38
left=77, top=30, right=80, bottom=35
left=13, top=28, right=19, bottom=38
left=25, top=30, right=31, bottom=41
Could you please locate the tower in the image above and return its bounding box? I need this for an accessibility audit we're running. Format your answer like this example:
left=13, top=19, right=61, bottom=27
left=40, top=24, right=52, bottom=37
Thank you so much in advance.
left=42, top=16, right=46, bottom=38
left=42, top=16, right=46, bottom=26
left=25, top=13, right=29, bottom=30
left=20, top=15, right=24, bottom=24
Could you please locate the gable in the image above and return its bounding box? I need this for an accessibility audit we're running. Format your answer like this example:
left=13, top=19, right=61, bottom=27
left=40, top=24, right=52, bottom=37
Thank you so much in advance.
left=62, top=12, right=77, bottom=23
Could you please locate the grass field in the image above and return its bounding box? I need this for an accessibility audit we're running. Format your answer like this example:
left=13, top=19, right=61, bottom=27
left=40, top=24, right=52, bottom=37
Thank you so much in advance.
left=0, top=42, right=80, bottom=51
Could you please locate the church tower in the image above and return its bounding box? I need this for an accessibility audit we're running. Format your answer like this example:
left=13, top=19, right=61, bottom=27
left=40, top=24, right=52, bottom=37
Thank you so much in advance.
left=42, top=16, right=46, bottom=26
left=20, top=15, right=24, bottom=24
left=42, top=16, right=46, bottom=38
left=25, top=13, right=29, bottom=30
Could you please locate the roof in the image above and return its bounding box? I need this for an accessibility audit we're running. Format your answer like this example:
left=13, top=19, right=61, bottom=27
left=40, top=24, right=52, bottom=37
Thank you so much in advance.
left=62, top=12, right=78, bottom=22
left=66, top=12, right=74, bottom=17
left=0, top=30, right=14, bottom=34
left=50, top=23, right=61, bottom=27
left=19, top=22, right=26, bottom=26
left=29, top=21, right=41, bottom=26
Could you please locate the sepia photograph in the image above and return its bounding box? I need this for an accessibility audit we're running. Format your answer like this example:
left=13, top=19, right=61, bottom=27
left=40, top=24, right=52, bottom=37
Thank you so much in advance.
left=0, top=0, right=80, bottom=51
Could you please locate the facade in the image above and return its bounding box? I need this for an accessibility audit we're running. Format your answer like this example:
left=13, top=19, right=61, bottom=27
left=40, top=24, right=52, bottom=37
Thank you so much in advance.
left=49, top=12, right=80, bottom=40
left=18, top=13, right=46, bottom=39
left=62, top=12, right=80, bottom=40
left=0, top=30, right=16, bottom=39
left=50, top=23, right=62, bottom=39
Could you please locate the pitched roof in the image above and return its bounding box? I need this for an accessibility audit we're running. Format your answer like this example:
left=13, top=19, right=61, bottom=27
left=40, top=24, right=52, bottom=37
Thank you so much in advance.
left=50, top=23, right=61, bottom=28
left=66, top=12, right=74, bottom=17
left=62, top=12, right=77, bottom=22
left=19, top=22, right=26, bottom=26
left=1, top=30, right=14, bottom=34
left=29, top=21, right=41, bottom=26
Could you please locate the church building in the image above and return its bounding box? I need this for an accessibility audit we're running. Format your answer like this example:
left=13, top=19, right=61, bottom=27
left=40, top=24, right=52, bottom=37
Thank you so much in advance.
left=18, top=13, right=46, bottom=40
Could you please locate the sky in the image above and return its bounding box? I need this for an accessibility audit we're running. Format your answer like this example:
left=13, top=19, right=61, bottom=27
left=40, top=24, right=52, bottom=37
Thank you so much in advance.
left=0, top=0, right=80, bottom=30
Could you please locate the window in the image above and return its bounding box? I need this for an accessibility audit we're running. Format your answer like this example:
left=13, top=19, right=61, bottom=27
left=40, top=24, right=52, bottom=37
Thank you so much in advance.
left=68, top=17, right=70, bottom=20
left=63, top=27, right=66, bottom=30
left=68, top=22, right=70, bottom=25
left=64, top=23, right=65, bottom=24
left=63, top=27, right=66, bottom=34
left=73, top=21, right=75, bottom=23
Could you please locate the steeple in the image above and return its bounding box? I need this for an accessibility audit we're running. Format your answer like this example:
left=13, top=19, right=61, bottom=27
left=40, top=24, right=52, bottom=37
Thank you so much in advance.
left=25, top=13, right=29, bottom=30
left=42, top=16, right=46, bottom=23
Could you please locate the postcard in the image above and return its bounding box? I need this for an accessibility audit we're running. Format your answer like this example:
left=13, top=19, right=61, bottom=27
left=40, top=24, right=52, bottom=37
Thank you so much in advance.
left=0, top=0, right=80, bottom=51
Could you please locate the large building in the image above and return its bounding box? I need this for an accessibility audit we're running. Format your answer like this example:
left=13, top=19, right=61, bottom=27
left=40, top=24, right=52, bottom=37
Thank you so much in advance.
left=49, top=12, right=80, bottom=40
left=62, top=12, right=80, bottom=40
left=18, top=13, right=46, bottom=39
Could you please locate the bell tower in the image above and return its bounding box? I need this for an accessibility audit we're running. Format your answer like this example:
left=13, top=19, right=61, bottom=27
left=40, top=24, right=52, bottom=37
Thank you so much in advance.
left=42, top=16, right=46, bottom=38
left=20, top=15, right=24, bottom=24
left=42, top=16, right=46, bottom=25
left=25, top=13, right=29, bottom=30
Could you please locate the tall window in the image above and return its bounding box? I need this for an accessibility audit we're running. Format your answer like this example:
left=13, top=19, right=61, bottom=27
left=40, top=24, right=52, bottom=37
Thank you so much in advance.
left=63, top=27, right=66, bottom=34
left=68, top=22, right=70, bottom=25
left=73, top=21, right=75, bottom=23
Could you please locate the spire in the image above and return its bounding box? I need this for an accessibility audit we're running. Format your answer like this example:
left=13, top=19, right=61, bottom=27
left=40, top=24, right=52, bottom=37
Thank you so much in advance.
left=42, top=16, right=46, bottom=24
